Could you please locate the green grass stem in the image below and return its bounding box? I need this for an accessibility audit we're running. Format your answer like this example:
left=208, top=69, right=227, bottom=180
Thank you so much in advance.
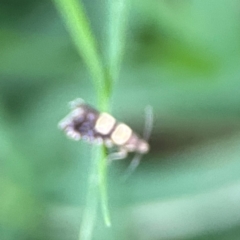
left=53, top=0, right=128, bottom=238
left=53, top=0, right=109, bottom=109
left=107, top=0, right=128, bottom=82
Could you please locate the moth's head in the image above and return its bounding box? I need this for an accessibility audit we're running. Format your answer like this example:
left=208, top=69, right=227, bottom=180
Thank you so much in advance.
left=58, top=98, right=86, bottom=140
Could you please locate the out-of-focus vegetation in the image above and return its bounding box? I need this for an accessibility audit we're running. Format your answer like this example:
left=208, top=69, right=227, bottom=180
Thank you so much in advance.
left=1, top=0, right=240, bottom=239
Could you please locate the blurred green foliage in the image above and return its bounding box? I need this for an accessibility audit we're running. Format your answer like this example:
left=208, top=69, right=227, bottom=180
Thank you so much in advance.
left=1, top=0, right=240, bottom=240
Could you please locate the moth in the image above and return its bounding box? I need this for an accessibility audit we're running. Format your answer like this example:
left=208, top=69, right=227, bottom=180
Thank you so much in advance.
left=58, top=98, right=152, bottom=164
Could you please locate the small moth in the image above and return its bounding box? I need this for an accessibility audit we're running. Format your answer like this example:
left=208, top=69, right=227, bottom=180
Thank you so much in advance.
left=58, top=98, right=151, bottom=162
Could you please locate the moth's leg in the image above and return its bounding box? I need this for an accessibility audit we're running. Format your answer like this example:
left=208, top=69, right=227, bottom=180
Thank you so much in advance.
left=107, top=149, right=128, bottom=164
left=122, top=153, right=142, bottom=181
left=122, top=106, right=153, bottom=180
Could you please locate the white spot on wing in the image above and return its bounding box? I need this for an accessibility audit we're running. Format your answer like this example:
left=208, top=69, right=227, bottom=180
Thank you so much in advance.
left=111, top=123, right=132, bottom=145
left=95, top=113, right=116, bottom=135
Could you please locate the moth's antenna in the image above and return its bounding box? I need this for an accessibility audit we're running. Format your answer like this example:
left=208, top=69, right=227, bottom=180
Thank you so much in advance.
left=143, top=105, right=154, bottom=142
left=122, top=105, right=153, bottom=181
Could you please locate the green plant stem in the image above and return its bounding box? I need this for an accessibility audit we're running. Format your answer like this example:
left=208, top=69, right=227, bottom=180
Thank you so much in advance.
left=53, top=0, right=112, bottom=236
left=98, top=147, right=111, bottom=227
left=53, top=0, right=109, bottom=109
left=53, top=0, right=128, bottom=238
left=107, top=0, right=128, bottom=82
left=79, top=147, right=101, bottom=240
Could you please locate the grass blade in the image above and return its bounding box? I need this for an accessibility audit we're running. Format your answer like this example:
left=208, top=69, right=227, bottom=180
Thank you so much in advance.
left=53, top=0, right=112, bottom=234
left=53, top=0, right=108, bottom=107
left=107, top=0, right=129, bottom=82
left=98, top=147, right=111, bottom=227
left=79, top=147, right=100, bottom=240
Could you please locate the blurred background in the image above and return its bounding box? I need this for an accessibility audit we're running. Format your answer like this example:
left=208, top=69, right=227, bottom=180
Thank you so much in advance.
left=1, top=0, right=240, bottom=239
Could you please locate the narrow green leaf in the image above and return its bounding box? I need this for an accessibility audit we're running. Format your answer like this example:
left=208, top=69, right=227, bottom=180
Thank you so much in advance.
left=98, top=147, right=111, bottom=227
left=79, top=147, right=100, bottom=240
left=53, top=0, right=129, bottom=236
left=53, top=0, right=113, bottom=233
left=97, top=0, right=129, bottom=228
left=52, top=0, right=108, bottom=107
left=107, top=0, right=128, bottom=82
